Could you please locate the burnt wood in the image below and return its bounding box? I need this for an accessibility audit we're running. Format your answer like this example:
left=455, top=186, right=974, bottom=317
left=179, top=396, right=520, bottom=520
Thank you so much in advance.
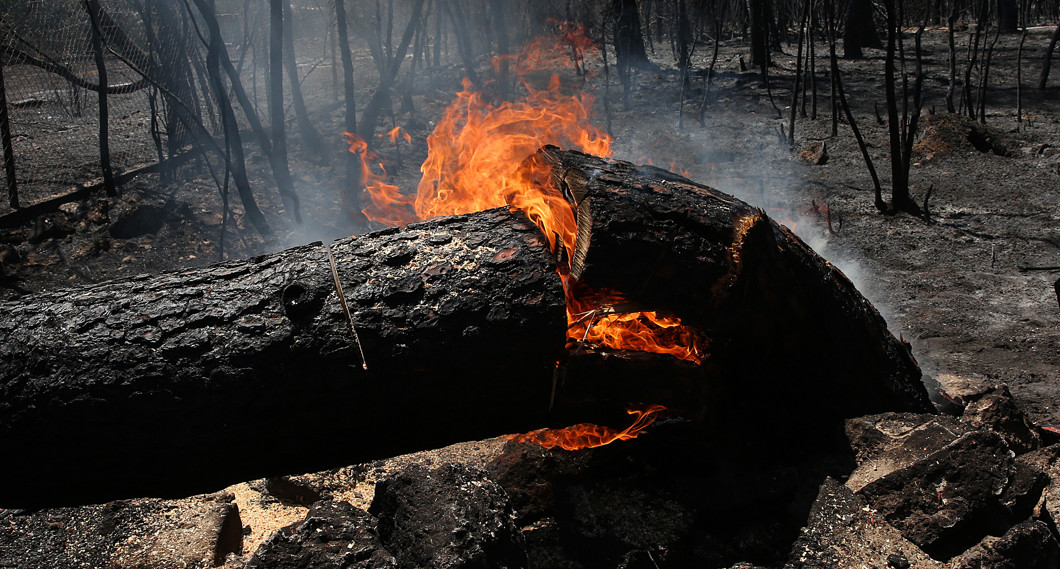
left=537, top=146, right=933, bottom=446
left=0, top=209, right=565, bottom=506
left=0, top=148, right=934, bottom=507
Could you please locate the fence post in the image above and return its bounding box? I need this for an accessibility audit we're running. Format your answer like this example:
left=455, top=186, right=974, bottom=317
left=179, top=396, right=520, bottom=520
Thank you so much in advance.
left=0, top=45, right=18, bottom=208
left=85, top=0, right=117, bottom=197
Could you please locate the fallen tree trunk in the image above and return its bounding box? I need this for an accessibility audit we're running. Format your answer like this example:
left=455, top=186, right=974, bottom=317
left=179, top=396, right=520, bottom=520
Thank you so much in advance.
left=0, top=209, right=566, bottom=506
left=0, top=148, right=933, bottom=507
left=535, top=146, right=932, bottom=447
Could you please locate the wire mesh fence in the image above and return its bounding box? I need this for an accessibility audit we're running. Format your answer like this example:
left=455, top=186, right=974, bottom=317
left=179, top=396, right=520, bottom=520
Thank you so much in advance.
left=0, top=0, right=336, bottom=216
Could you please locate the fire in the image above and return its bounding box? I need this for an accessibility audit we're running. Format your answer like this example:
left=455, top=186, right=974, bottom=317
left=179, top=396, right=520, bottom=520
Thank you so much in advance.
left=506, top=404, right=668, bottom=450
left=343, top=132, right=419, bottom=226
left=565, top=277, right=706, bottom=364
left=345, top=22, right=704, bottom=373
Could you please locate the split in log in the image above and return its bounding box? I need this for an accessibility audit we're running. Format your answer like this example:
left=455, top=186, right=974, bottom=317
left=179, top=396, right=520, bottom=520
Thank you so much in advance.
left=0, top=148, right=932, bottom=508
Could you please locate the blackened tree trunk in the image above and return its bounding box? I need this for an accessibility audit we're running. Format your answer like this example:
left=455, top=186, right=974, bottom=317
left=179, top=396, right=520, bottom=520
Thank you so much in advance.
left=1039, top=24, right=1060, bottom=89
left=997, top=0, right=1018, bottom=32
left=843, top=0, right=883, bottom=59
left=0, top=46, right=17, bottom=208
left=750, top=0, right=773, bottom=68
left=334, top=0, right=367, bottom=227
left=85, top=0, right=117, bottom=198
left=0, top=149, right=933, bottom=508
left=195, top=0, right=271, bottom=238
left=0, top=209, right=565, bottom=507
left=611, top=0, right=650, bottom=74
left=268, top=0, right=298, bottom=222
left=536, top=146, right=932, bottom=443
left=358, top=0, right=425, bottom=143
left=282, top=0, right=328, bottom=160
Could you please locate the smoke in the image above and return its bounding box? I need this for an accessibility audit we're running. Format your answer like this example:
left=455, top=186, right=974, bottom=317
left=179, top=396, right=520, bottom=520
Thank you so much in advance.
left=607, top=111, right=894, bottom=326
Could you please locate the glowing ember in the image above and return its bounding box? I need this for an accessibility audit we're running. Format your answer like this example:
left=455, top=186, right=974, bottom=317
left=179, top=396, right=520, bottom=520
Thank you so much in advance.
left=345, top=22, right=704, bottom=368
left=506, top=404, right=668, bottom=450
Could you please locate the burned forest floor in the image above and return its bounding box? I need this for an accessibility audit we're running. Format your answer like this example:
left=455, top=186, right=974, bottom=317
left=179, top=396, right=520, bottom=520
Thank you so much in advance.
left=3, top=22, right=1060, bottom=569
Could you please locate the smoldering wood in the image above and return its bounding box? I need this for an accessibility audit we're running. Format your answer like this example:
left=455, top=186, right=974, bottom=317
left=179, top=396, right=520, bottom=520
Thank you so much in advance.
left=535, top=146, right=932, bottom=442
left=0, top=209, right=566, bottom=507
left=0, top=149, right=933, bottom=508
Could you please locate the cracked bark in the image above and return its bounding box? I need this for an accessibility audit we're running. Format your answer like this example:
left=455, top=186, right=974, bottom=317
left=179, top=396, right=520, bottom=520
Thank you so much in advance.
left=0, top=209, right=565, bottom=506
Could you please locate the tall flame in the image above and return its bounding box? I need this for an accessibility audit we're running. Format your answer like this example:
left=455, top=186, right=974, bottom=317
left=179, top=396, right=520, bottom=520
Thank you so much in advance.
left=345, top=22, right=705, bottom=381
left=506, top=404, right=668, bottom=450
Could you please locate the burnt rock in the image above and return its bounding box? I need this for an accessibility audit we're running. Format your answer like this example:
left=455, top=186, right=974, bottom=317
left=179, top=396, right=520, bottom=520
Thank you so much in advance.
left=856, top=430, right=1016, bottom=560
left=1030, top=445, right=1060, bottom=534
left=369, top=463, right=527, bottom=569
left=960, top=385, right=1041, bottom=454
left=1000, top=445, right=1060, bottom=519
left=845, top=413, right=974, bottom=491
left=0, top=492, right=242, bottom=569
left=951, top=520, right=1060, bottom=569
left=484, top=440, right=593, bottom=526
left=784, top=478, right=943, bottom=569
left=554, top=477, right=692, bottom=568
left=246, top=500, right=395, bottom=569
left=264, top=475, right=324, bottom=507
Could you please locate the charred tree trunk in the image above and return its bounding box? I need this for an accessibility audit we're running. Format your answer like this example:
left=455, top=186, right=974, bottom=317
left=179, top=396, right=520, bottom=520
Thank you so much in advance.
left=85, top=0, right=117, bottom=198
left=0, top=47, right=17, bottom=209
left=0, top=210, right=566, bottom=507
left=359, top=0, right=425, bottom=143
left=268, top=0, right=298, bottom=221
left=334, top=0, right=367, bottom=227
left=1039, top=23, right=1060, bottom=89
left=282, top=0, right=328, bottom=161
left=843, top=0, right=883, bottom=59
left=0, top=150, right=932, bottom=508
left=199, top=0, right=270, bottom=238
left=750, top=0, right=773, bottom=68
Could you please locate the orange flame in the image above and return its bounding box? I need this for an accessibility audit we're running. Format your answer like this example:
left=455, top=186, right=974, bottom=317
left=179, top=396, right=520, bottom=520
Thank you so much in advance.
left=565, top=277, right=707, bottom=364
left=386, top=126, right=412, bottom=146
left=343, top=132, right=419, bottom=226
left=345, top=23, right=704, bottom=372
left=507, top=404, right=668, bottom=450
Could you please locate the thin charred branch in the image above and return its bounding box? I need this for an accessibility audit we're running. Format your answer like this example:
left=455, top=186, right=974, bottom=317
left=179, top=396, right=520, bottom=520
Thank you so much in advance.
left=85, top=0, right=117, bottom=198
left=1040, top=24, right=1060, bottom=89
left=268, top=0, right=299, bottom=223
left=0, top=47, right=17, bottom=209
left=359, top=0, right=426, bottom=143
left=0, top=43, right=150, bottom=95
left=282, top=0, right=328, bottom=160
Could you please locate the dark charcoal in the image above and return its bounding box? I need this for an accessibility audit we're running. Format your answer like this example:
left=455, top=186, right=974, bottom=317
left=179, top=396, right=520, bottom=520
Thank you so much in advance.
left=857, top=430, right=1015, bottom=560
left=952, top=520, right=1060, bottom=569
left=246, top=500, right=396, bottom=569
left=370, top=463, right=527, bottom=569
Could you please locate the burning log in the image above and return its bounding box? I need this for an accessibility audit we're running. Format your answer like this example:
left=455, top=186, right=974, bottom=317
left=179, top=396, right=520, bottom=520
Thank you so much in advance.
left=0, top=148, right=932, bottom=508
left=535, top=146, right=932, bottom=444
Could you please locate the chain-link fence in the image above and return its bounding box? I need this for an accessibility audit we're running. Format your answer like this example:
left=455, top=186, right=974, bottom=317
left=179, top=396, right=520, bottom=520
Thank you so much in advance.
left=0, top=0, right=335, bottom=216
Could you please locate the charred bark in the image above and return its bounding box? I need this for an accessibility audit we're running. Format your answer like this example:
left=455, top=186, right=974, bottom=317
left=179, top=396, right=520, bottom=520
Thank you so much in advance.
left=0, top=150, right=933, bottom=507
left=536, top=147, right=932, bottom=442
left=843, top=0, right=883, bottom=59
left=0, top=210, right=565, bottom=507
